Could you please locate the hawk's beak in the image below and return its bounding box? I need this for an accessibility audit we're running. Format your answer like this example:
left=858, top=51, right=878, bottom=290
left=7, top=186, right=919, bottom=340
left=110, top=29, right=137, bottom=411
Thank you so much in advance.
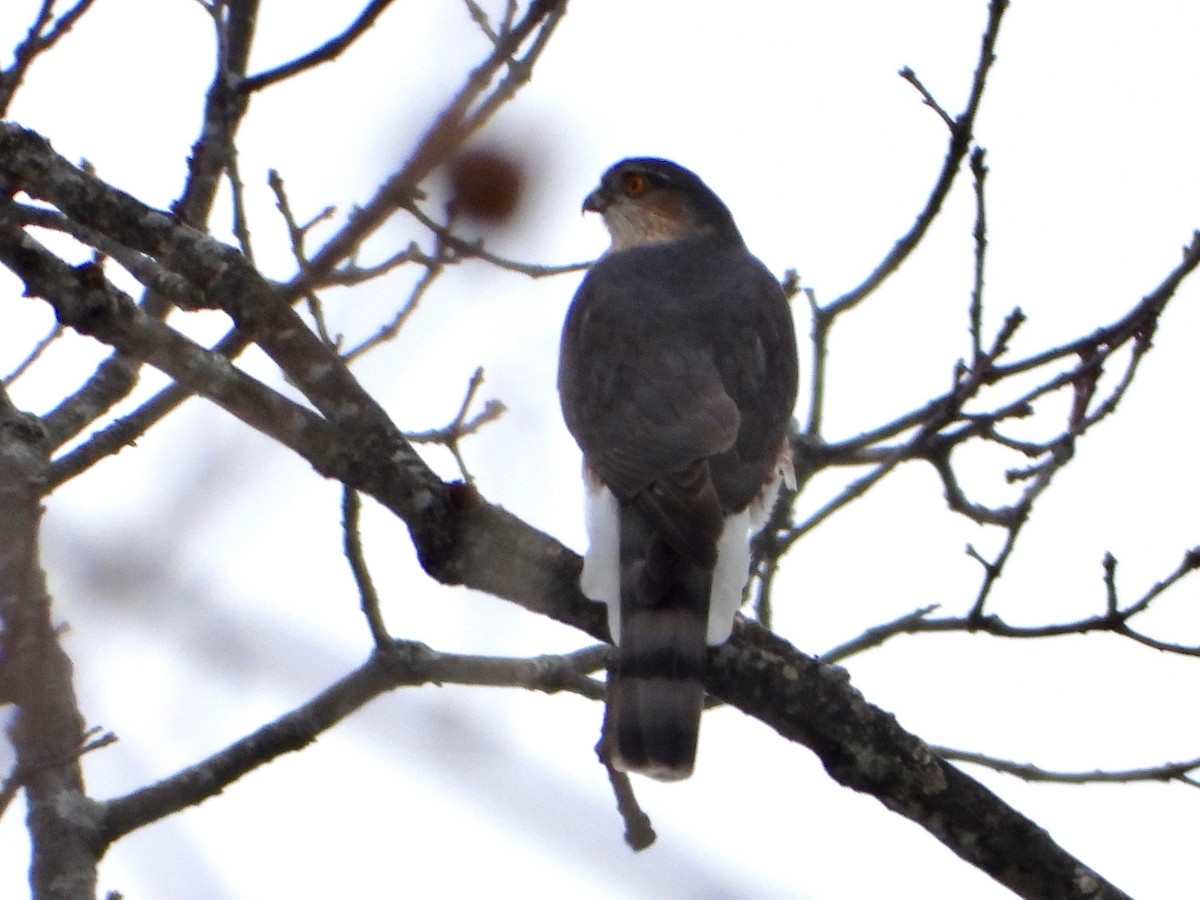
left=582, top=187, right=608, bottom=214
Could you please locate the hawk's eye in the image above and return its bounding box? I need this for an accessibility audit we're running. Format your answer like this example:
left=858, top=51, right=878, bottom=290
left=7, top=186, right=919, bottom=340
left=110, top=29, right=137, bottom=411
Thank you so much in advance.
left=623, top=173, right=647, bottom=197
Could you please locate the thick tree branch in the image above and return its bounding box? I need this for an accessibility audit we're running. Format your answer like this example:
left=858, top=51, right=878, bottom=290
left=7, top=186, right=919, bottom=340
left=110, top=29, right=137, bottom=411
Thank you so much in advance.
left=711, top=625, right=1130, bottom=900
left=0, top=396, right=101, bottom=899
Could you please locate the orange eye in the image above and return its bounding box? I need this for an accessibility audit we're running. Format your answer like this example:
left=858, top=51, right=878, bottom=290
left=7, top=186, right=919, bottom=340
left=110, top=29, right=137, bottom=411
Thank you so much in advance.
left=623, top=173, right=647, bottom=197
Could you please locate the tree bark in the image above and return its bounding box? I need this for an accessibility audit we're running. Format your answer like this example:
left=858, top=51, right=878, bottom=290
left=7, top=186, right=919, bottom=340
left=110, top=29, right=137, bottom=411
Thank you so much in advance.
left=0, top=401, right=101, bottom=899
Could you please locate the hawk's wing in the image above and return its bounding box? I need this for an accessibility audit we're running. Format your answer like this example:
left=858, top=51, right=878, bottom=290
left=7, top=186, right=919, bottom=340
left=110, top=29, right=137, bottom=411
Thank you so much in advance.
left=559, top=282, right=739, bottom=500
left=561, top=241, right=795, bottom=506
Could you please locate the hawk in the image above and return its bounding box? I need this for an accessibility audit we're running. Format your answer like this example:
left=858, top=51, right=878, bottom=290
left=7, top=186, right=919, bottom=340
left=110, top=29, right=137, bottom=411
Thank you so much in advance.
left=558, top=158, right=798, bottom=780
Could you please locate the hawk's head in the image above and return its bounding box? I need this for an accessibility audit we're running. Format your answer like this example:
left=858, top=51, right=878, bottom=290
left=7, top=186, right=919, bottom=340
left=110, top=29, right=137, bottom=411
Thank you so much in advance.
left=583, top=158, right=740, bottom=253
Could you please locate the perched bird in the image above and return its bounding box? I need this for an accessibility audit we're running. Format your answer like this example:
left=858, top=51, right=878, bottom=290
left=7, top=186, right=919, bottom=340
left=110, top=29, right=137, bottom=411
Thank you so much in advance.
left=558, top=158, right=798, bottom=780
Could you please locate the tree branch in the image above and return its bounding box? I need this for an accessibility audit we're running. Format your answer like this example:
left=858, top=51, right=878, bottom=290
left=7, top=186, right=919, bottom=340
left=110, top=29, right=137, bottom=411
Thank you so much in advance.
left=0, top=397, right=101, bottom=898
left=239, top=0, right=396, bottom=92
left=98, top=640, right=607, bottom=846
left=341, top=486, right=392, bottom=649
left=36, top=0, right=261, bottom=453
left=0, top=0, right=98, bottom=116
left=818, top=546, right=1200, bottom=663
left=282, top=0, right=567, bottom=300
left=825, top=0, right=1008, bottom=316
left=936, top=747, right=1200, bottom=788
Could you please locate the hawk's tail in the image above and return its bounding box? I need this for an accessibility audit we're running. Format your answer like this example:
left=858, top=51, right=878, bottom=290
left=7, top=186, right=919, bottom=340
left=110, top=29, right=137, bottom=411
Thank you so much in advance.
left=608, top=495, right=718, bottom=781
left=608, top=596, right=708, bottom=780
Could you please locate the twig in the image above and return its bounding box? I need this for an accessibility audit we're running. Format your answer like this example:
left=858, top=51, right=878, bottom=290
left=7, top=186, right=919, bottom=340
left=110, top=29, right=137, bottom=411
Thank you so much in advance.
left=462, top=0, right=499, bottom=44
left=0, top=726, right=114, bottom=824
left=936, top=747, right=1200, bottom=788
left=603, top=762, right=656, bottom=851
left=324, top=244, right=431, bottom=286
left=821, top=604, right=942, bottom=663
left=404, top=199, right=592, bottom=278
left=990, top=230, right=1200, bottom=382
left=824, top=0, right=1007, bottom=316
left=403, top=367, right=507, bottom=482
left=342, top=486, right=392, bottom=648
left=2, top=321, right=63, bottom=385
left=968, top=146, right=989, bottom=365
left=227, top=152, right=255, bottom=264
left=0, top=0, right=98, bottom=116
left=340, top=242, right=448, bottom=362
left=899, top=66, right=956, bottom=129
left=268, top=169, right=338, bottom=347
left=240, top=0, right=397, bottom=92
left=819, top=546, right=1200, bottom=661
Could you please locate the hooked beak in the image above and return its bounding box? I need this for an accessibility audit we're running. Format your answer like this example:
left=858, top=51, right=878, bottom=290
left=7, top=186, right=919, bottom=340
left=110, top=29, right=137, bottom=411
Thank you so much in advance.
left=582, top=186, right=608, bottom=214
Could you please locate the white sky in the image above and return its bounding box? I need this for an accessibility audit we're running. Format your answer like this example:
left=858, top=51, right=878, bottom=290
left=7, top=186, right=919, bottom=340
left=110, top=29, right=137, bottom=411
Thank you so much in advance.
left=2, top=1, right=1199, bottom=898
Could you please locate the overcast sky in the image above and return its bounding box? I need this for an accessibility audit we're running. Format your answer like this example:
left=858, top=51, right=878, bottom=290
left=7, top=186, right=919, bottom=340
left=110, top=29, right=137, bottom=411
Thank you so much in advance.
left=2, top=1, right=1199, bottom=898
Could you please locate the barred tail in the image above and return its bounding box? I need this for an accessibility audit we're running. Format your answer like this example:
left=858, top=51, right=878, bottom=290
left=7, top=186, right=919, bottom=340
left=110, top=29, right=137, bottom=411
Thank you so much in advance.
left=608, top=502, right=716, bottom=781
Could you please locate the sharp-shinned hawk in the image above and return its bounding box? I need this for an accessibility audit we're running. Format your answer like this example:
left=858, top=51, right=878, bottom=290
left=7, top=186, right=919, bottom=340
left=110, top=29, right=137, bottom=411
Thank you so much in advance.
left=558, top=158, right=798, bottom=780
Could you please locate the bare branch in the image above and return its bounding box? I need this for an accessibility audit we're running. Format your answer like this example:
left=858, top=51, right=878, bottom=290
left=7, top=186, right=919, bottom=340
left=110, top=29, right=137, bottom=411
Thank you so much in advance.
left=990, top=230, right=1200, bottom=383
left=282, top=0, right=567, bottom=300
left=603, top=761, right=656, bottom=852
left=226, top=152, right=255, bottom=263
left=11, top=203, right=203, bottom=308
left=27, top=0, right=261, bottom=457
left=0, top=208, right=338, bottom=474
left=0, top=0, right=98, bottom=116
left=968, top=146, right=989, bottom=364
left=898, top=65, right=956, bottom=130
left=0, top=398, right=99, bottom=897
left=819, top=546, right=1200, bottom=662
left=267, top=169, right=338, bottom=346
left=45, top=343, right=239, bottom=489
left=825, top=0, right=1007, bottom=316
left=710, top=624, right=1131, bottom=900
left=937, top=747, right=1200, bottom=788
left=240, top=0, right=397, bottom=92
left=404, top=199, right=592, bottom=278
left=463, top=0, right=500, bottom=43
left=342, top=486, right=392, bottom=649
left=2, top=321, right=63, bottom=385
left=404, top=367, right=507, bottom=482
left=821, top=604, right=942, bottom=663
left=98, top=639, right=608, bottom=846
left=339, top=243, right=448, bottom=362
